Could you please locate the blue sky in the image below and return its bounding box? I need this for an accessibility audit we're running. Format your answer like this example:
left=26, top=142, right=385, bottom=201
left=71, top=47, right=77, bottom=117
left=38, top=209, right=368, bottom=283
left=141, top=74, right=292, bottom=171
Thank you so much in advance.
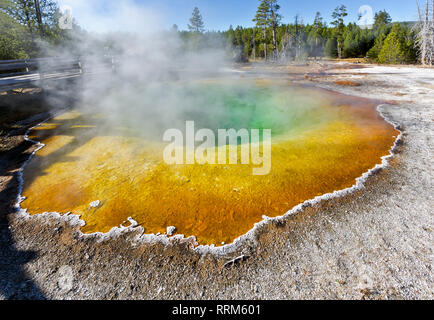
left=150, top=0, right=419, bottom=30
left=58, top=0, right=420, bottom=33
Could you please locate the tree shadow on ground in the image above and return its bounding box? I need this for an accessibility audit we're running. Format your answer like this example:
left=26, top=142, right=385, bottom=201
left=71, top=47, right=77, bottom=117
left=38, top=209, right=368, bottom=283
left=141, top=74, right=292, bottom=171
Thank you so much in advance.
left=0, top=139, right=46, bottom=300
left=0, top=102, right=144, bottom=300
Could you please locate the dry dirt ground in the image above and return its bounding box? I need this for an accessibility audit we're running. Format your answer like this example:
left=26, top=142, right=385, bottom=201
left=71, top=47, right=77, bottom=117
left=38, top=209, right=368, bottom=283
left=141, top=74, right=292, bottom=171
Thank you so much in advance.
left=0, top=62, right=433, bottom=300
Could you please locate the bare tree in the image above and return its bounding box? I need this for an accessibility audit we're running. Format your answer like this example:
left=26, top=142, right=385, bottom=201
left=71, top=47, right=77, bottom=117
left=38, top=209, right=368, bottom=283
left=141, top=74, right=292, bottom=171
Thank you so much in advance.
left=279, top=31, right=293, bottom=62
left=415, top=0, right=434, bottom=66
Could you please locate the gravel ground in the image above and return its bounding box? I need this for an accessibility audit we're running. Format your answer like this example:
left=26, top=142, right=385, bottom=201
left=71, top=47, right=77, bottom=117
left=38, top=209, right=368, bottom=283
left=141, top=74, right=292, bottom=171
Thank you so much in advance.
left=0, top=63, right=433, bottom=300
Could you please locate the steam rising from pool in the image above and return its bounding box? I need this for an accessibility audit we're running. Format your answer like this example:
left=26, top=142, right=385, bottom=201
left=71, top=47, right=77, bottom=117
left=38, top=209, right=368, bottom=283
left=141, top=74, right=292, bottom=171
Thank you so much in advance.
left=21, top=81, right=399, bottom=245
left=87, top=82, right=336, bottom=142
left=23, top=2, right=398, bottom=246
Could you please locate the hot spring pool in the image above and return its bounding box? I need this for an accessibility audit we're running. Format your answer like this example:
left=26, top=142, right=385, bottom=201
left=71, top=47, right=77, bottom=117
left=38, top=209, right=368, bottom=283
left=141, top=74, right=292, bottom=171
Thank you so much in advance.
left=20, top=80, right=399, bottom=245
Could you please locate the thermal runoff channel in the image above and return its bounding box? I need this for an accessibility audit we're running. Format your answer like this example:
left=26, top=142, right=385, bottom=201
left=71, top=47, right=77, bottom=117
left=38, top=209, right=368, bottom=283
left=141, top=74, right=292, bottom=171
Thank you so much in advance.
left=20, top=80, right=399, bottom=245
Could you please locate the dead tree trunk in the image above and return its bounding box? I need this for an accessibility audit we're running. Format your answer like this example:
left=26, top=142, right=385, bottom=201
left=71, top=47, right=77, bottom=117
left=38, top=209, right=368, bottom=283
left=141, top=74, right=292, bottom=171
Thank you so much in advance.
left=416, top=0, right=434, bottom=66
left=263, top=27, right=267, bottom=61
left=34, top=0, right=44, bottom=37
left=270, top=6, right=277, bottom=61
left=252, top=29, right=256, bottom=61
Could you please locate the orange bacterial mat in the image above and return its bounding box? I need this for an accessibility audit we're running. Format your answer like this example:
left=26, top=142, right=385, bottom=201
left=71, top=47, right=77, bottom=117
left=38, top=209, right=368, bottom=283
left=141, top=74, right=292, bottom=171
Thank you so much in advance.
left=21, top=81, right=398, bottom=245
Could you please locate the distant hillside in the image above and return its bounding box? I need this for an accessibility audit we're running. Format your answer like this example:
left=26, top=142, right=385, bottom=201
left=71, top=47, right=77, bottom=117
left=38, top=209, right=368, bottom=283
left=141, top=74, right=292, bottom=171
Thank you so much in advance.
left=399, top=21, right=418, bottom=27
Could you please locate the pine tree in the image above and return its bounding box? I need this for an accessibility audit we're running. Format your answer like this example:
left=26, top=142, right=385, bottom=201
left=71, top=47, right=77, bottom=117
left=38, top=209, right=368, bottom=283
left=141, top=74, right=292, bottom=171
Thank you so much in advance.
left=374, top=10, right=392, bottom=31
left=269, top=0, right=282, bottom=60
left=325, top=37, right=338, bottom=58
left=0, top=0, right=58, bottom=37
left=253, top=0, right=270, bottom=60
left=0, top=10, right=30, bottom=59
left=342, top=30, right=355, bottom=58
left=310, top=12, right=324, bottom=59
left=342, top=23, right=363, bottom=58
left=367, top=33, right=386, bottom=61
left=0, top=0, right=62, bottom=56
left=378, top=23, right=407, bottom=64
left=313, top=12, right=323, bottom=44
left=331, top=5, right=348, bottom=59
left=188, top=7, right=205, bottom=33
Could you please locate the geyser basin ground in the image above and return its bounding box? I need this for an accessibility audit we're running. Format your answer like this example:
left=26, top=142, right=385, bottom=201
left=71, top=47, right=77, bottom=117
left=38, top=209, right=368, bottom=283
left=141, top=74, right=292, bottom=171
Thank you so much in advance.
left=20, top=80, right=399, bottom=246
